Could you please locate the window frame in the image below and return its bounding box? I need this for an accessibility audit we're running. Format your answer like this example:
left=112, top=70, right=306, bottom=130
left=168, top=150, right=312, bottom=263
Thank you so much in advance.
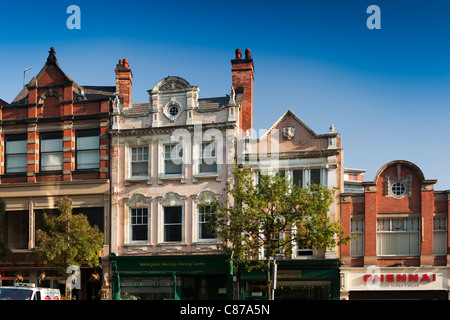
left=5, top=134, right=28, bottom=173
left=130, top=146, right=149, bottom=177
left=75, top=129, right=100, bottom=170
left=198, top=142, right=218, bottom=174
left=163, top=206, right=183, bottom=243
left=198, top=205, right=216, bottom=240
left=130, top=207, right=149, bottom=242
left=40, top=131, right=63, bottom=172
left=164, top=144, right=183, bottom=176
left=376, top=217, right=420, bottom=256
left=433, top=216, right=447, bottom=256
left=351, top=217, right=364, bottom=257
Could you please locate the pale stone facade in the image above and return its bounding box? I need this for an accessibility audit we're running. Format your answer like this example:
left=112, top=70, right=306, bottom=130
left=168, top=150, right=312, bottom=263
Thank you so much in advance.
left=110, top=75, right=241, bottom=256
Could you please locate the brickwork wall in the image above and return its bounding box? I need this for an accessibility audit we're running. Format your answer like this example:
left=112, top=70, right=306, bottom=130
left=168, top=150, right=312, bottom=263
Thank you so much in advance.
left=340, top=161, right=449, bottom=267
left=231, top=49, right=254, bottom=137
left=0, top=57, right=111, bottom=184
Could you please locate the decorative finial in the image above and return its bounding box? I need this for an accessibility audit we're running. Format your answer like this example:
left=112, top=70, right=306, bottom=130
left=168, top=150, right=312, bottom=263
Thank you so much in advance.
left=329, top=124, right=335, bottom=133
left=47, top=47, right=58, bottom=64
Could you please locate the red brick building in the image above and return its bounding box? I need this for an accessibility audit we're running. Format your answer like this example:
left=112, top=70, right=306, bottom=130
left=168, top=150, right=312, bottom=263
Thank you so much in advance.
left=340, top=160, right=450, bottom=300
left=0, top=47, right=113, bottom=299
left=231, top=48, right=254, bottom=137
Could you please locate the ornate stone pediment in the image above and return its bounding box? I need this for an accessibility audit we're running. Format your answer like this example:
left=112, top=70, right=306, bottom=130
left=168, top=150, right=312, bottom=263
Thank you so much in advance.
left=159, top=79, right=187, bottom=91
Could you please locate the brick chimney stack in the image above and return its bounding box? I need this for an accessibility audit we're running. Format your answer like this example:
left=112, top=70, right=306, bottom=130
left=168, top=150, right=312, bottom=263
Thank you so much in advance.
left=115, top=59, right=133, bottom=107
left=231, top=48, right=254, bottom=137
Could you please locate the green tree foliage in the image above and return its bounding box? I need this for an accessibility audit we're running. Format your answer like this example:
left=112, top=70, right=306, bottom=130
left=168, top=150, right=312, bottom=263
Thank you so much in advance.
left=35, top=196, right=104, bottom=276
left=200, top=164, right=350, bottom=299
left=0, top=198, right=11, bottom=259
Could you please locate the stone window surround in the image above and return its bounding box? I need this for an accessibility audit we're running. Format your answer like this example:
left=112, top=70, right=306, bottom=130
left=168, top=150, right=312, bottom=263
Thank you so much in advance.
left=123, top=193, right=152, bottom=246
left=191, top=191, right=219, bottom=247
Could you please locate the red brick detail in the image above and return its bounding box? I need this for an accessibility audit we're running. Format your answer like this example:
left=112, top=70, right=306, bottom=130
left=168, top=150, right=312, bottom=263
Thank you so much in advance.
left=115, top=59, right=133, bottom=107
left=231, top=49, right=254, bottom=137
left=340, top=161, right=448, bottom=267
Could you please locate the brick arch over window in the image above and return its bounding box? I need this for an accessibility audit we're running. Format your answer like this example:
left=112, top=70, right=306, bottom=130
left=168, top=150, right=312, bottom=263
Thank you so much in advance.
left=38, top=88, right=63, bottom=104
left=374, top=160, right=426, bottom=184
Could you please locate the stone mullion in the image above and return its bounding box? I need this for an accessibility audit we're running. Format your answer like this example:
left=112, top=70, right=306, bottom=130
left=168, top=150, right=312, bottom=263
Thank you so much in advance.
left=63, top=122, right=74, bottom=181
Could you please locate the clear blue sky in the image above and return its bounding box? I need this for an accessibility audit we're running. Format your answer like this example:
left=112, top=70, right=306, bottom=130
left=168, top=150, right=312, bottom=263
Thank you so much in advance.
left=1, top=0, right=449, bottom=189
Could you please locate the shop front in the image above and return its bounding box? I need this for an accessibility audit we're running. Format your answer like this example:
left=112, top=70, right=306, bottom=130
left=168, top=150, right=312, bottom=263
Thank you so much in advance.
left=109, top=254, right=233, bottom=300
left=340, top=266, right=450, bottom=300
left=239, top=259, right=341, bottom=300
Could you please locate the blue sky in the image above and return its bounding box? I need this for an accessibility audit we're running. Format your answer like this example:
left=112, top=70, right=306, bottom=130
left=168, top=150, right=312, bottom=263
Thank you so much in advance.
left=1, top=0, right=449, bottom=189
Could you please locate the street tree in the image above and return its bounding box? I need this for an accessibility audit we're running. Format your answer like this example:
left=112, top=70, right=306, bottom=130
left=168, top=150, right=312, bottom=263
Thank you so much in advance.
left=35, top=196, right=104, bottom=298
left=200, top=164, right=350, bottom=300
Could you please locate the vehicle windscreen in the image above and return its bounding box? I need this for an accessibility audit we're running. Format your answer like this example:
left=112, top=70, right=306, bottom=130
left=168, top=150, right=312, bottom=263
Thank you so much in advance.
left=0, top=288, right=33, bottom=300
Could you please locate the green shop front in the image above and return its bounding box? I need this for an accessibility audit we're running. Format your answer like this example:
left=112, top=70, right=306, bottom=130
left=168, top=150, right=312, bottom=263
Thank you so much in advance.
left=109, top=254, right=233, bottom=300
left=239, top=259, right=341, bottom=300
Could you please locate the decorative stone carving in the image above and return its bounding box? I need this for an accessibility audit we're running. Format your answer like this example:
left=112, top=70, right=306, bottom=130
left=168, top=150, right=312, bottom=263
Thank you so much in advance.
left=38, top=88, right=63, bottom=104
left=385, top=175, right=412, bottom=198
left=282, top=127, right=295, bottom=140
left=159, top=80, right=187, bottom=91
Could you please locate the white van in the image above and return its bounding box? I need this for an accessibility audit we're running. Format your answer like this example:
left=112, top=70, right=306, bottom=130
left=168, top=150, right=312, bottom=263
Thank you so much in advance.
left=0, top=283, right=61, bottom=300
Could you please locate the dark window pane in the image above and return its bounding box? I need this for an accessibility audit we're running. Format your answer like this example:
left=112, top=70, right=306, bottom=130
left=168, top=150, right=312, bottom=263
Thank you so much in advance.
left=311, top=169, right=321, bottom=185
left=293, top=170, right=303, bottom=187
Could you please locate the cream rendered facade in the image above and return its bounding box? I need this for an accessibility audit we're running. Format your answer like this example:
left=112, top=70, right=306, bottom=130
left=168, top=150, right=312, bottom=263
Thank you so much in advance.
left=244, top=109, right=344, bottom=260
left=110, top=76, right=240, bottom=257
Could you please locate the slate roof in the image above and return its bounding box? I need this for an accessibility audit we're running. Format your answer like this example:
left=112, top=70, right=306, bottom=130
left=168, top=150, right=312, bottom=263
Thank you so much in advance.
left=9, top=85, right=116, bottom=106
left=122, top=93, right=243, bottom=116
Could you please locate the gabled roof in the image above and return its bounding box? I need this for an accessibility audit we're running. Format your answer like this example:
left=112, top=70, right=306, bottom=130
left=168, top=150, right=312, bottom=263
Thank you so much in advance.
left=260, top=108, right=337, bottom=140
left=9, top=48, right=115, bottom=106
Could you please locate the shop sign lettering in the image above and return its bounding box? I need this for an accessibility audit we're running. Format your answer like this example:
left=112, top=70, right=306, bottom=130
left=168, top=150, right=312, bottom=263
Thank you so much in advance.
left=363, top=274, right=436, bottom=283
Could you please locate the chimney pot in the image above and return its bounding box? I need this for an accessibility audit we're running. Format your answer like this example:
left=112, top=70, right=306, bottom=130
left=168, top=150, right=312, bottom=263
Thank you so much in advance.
left=235, top=49, right=242, bottom=59
left=245, top=48, right=252, bottom=59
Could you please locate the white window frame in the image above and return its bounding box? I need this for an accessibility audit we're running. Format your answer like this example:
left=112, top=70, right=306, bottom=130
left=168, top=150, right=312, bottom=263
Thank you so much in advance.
left=192, top=192, right=218, bottom=248
left=377, top=217, right=420, bottom=256
left=253, top=167, right=327, bottom=189
left=198, top=142, right=218, bottom=174
left=351, top=217, right=364, bottom=257
left=123, top=194, right=152, bottom=246
left=433, top=216, right=447, bottom=256
left=130, top=146, right=149, bottom=177
left=76, top=129, right=100, bottom=170
left=40, top=132, right=63, bottom=171
left=157, top=192, right=186, bottom=246
left=158, top=139, right=186, bottom=183
left=130, top=207, right=149, bottom=242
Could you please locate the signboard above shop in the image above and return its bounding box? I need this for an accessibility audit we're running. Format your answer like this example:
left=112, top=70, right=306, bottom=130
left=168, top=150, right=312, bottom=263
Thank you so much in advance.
left=341, top=267, right=448, bottom=291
